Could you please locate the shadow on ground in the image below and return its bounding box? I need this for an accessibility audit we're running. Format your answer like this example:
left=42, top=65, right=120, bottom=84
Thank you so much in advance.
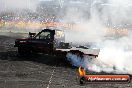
left=0, top=51, right=73, bottom=68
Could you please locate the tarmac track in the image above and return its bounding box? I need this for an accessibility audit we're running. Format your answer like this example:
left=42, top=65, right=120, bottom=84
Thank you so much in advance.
left=0, top=32, right=132, bottom=88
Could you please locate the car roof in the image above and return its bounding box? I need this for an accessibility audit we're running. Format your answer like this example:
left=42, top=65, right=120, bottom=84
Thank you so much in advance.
left=42, top=28, right=63, bottom=31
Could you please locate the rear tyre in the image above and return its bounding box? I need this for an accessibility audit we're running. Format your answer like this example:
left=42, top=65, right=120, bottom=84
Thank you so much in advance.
left=18, top=47, right=24, bottom=56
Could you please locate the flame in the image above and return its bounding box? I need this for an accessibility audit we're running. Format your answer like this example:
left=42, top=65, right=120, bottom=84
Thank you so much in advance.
left=78, top=66, right=86, bottom=76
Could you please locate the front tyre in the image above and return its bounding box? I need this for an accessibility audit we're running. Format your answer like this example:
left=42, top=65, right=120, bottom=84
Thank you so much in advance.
left=18, top=46, right=31, bottom=56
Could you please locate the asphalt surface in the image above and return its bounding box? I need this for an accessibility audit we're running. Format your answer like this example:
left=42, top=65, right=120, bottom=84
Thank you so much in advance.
left=0, top=32, right=132, bottom=88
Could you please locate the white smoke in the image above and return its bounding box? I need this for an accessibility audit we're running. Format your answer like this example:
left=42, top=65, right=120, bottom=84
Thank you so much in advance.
left=0, top=0, right=40, bottom=32
left=64, top=0, right=132, bottom=74
left=97, top=35, right=132, bottom=74
left=1, top=0, right=132, bottom=74
left=66, top=53, right=83, bottom=67
left=0, top=0, right=39, bottom=12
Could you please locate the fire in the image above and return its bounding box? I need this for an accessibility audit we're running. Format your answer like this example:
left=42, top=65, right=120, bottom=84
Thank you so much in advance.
left=78, top=66, right=86, bottom=76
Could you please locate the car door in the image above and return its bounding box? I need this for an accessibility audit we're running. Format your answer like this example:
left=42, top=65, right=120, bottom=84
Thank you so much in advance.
left=29, top=31, right=52, bottom=53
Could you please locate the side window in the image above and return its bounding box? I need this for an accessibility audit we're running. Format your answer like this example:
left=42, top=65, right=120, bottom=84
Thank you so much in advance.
left=36, top=32, right=51, bottom=39
left=55, top=31, right=64, bottom=38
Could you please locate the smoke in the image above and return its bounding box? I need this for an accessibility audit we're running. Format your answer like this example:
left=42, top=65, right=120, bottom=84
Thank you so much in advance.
left=0, top=0, right=40, bottom=32
left=1, top=0, right=132, bottom=74
left=0, top=0, right=39, bottom=12
left=96, top=35, right=132, bottom=74
left=64, top=0, right=132, bottom=74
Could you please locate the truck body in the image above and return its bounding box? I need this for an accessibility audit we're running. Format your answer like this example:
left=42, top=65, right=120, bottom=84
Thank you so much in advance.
left=14, top=29, right=99, bottom=58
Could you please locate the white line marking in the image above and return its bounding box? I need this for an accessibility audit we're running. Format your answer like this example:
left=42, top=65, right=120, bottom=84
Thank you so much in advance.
left=46, top=67, right=55, bottom=88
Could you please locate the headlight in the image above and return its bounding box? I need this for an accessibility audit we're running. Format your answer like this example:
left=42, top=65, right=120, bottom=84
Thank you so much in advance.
left=19, top=41, right=26, bottom=43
